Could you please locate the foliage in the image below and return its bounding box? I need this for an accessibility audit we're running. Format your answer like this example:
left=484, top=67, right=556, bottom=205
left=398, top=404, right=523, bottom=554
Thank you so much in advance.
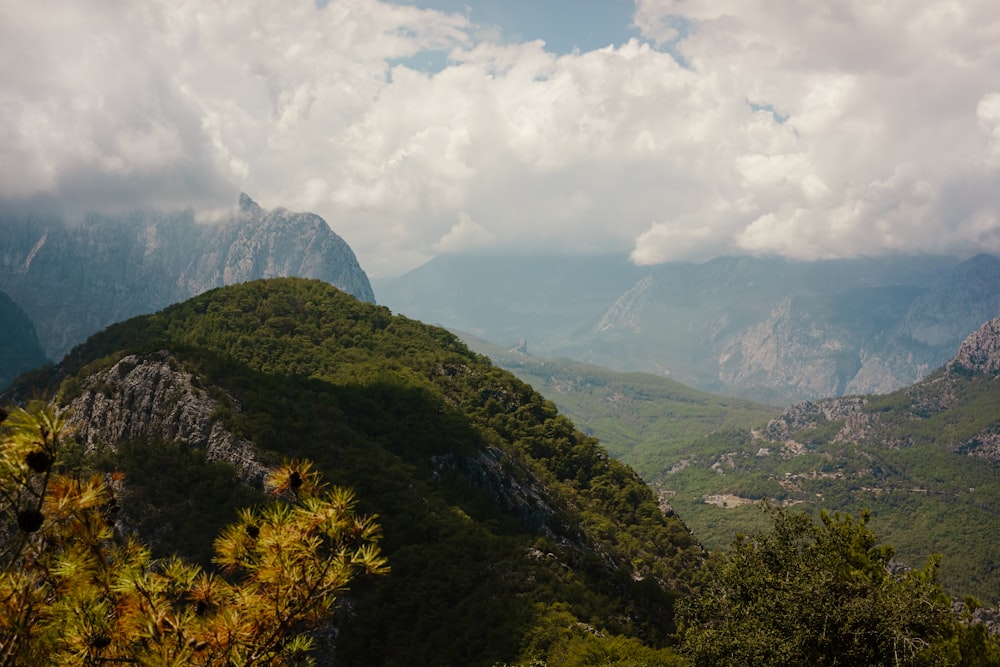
left=502, top=345, right=1000, bottom=602
left=677, top=504, right=1000, bottom=666
left=0, top=403, right=387, bottom=666
left=5, top=278, right=703, bottom=665
left=86, top=438, right=264, bottom=566
left=472, top=347, right=776, bottom=468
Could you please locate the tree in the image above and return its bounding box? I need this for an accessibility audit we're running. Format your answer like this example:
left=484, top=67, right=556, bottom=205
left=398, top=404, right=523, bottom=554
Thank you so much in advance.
left=676, top=504, right=998, bottom=666
left=0, top=402, right=388, bottom=666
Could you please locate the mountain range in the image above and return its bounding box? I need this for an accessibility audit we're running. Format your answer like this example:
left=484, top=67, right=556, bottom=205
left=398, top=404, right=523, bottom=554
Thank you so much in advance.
left=493, top=319, right=1000, bottom=604
left=1, top=192, right=998, bottom=660
left=0, top=194, right=373, bottom=363
left=5, top=191, right=998, bottom=409
left=377, top=253, right=1000, bottom=404
left=4, top=278, right=702, bottom=666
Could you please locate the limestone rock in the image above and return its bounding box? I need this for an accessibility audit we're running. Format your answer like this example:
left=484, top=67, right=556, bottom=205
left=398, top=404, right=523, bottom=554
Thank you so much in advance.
left=947, top=318, right=1000, bottom=376
left=66, top=351, right=267, bottom=485
left=0, top=195, right=374, bottom=359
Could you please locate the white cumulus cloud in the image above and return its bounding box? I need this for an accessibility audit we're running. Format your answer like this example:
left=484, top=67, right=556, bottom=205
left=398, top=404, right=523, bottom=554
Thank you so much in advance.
left=2, top=0, right=1000, bottom=275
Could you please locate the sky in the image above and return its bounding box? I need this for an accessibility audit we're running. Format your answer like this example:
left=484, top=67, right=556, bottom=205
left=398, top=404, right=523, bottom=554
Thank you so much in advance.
left=2, top=1, right=1000, bottom=277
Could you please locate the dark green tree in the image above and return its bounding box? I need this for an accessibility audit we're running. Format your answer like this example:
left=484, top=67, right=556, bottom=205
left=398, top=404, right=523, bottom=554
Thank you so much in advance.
left=677, top=504, right=999, bottom=666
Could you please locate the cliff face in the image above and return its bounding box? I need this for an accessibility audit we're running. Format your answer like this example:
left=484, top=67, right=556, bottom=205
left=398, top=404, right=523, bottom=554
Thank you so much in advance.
left=0, top=194, right=373, bottom=359
left=65, top=351, right=268, bottom=485
left=947, top=318, right=1000, bottom=376
left=760, top=318, right=1000, bottom=462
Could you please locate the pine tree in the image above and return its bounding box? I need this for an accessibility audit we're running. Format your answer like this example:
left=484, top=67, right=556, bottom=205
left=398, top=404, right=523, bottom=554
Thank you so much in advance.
left=0, top=402, right=388, bottom=666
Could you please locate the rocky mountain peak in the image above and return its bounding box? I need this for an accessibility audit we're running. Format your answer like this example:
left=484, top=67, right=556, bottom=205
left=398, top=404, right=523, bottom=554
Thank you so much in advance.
left=947, top=318, right=1000, bottom=376
left=0, top=195, right=374, bottom=360
left=238, top=192, right=260, bottom=213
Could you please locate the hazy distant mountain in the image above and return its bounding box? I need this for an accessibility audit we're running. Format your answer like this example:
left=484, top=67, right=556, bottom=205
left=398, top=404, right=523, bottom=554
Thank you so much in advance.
left=378, top=253, right=1000, bottom=403
left=0, top=194, right=373, bottom=359
left=373, top=254, right=647, bottom=348
left=0, top=289, right=46, bottom=387
left=845, top=254, right=1000, bottom=394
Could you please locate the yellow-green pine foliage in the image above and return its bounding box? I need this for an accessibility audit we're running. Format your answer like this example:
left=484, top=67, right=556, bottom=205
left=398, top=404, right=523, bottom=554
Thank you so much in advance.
left=0, top=403, right=387, bottom=667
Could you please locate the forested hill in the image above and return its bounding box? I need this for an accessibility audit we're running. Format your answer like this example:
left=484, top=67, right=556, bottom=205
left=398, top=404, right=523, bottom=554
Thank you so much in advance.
left=652, top=317, right=1000, bottom=604
left=10, top=277, right=702, bottom=666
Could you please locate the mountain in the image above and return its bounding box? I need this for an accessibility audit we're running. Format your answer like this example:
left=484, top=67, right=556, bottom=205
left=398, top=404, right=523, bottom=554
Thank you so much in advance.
left=0, top=194, right=373, bottom=360
left=5, top=278, right=701, bottom=666
left=373, top=254, right=647, bottom=348
left=637, top=318, right=1000, bottom=604
left=0, top=289, right=46, bottom=387
left=460, top=333, right=776, bottom=481
left=377, top=253, right=999, bottom=403
left=846, top=254, right=1000, bottom=394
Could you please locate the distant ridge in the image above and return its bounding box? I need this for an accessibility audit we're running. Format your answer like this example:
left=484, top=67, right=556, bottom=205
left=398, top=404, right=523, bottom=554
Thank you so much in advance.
left=0, top=195, right=373, bottom=359
left=672, top=316, right=1000, bottom=601
left=378, top=253, right=1000, bottom=403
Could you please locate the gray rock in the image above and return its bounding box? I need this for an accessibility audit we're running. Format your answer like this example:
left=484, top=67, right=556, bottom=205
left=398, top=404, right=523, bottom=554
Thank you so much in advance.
left=0, top=195, right=373, bottom=360
left=947, top=318, right=1000, bottom=376
left=66, top=351, right=268, bottom=485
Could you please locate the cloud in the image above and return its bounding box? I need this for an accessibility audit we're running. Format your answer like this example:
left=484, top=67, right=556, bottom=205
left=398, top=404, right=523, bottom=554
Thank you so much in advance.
left=432, top=211, right=494, bottom=252
left=627, top=0, right=1000, bottom=264
left=2, top=0, right=1000, bottom=275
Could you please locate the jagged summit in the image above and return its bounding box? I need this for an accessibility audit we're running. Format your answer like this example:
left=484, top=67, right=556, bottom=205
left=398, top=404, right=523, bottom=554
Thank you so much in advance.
left=238, top=191, right=260, bottom=212
left=0, top=196, right=374, bottom=359
left=948, top=318, right=1000, bottom=375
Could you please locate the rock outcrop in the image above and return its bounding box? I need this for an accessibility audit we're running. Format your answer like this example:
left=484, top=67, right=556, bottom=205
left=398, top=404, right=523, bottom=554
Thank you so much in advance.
left=947, top=318, right=1000, bottom=376
left=760, top=318, right=1000, bottom=460
left=0, top=194, right=374, bottom=359
left=65, top=351, right=267, bottom=485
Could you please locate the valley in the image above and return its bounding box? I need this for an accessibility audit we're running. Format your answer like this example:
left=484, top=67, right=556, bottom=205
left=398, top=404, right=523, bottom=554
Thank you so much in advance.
left=472, top=322, right=1000, bottom=604
left=1, top=206, right=998, bottom=663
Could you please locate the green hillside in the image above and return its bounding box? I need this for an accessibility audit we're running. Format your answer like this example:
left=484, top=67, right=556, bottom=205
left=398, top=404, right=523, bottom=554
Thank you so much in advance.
left=460, top=339, right=777, bottom=544
left=9, top=278, right=703, bottom=667
left=479, top=350, right=776, bottom=469
left=469, top=333, right=1000, bottom=605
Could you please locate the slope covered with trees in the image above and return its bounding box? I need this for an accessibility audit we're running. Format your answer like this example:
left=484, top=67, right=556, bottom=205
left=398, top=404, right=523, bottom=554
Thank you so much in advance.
left=7, top=278, right=702, bottom=666
left=0, top=290, right=46, bottom=390
left=634, top=319, right=1000, bottom=605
